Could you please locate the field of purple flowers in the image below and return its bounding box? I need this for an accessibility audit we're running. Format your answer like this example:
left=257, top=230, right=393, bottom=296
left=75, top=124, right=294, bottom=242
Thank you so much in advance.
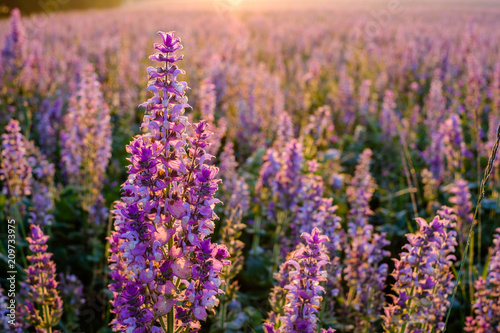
left=1, top=2, right=500, bottom=332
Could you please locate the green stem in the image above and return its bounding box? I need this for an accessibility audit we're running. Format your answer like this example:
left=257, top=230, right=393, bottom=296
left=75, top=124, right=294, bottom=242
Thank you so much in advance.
left=167, top=228, right=175, bottom=333
left=251, top=216, right=261, bottom=255
left=443, top=121, right=500, bottom=332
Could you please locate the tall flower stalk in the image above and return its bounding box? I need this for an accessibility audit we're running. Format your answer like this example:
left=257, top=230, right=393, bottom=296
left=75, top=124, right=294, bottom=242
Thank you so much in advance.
left=342, top=149, right=389, bottom=330
left=0, top=119, right=32, bottom=207
left=383, top=207, right=457, bottom=333
left=25, top=224, right=63, bottom=332
left=265, top=228, right=333, bottom=333
left=108, top=31, right=230, bottom=332
left=1, top=8, right=26, bottom=82
left=60, top=63, right=112, bottom=225
left=464, top=228, right=500, bottom=332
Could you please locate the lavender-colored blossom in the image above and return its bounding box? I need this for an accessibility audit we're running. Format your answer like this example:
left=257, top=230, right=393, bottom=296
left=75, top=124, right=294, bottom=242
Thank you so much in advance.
left=13, top=282, right=30, bottom=332
left=303, top=106, right=333, bottom=147
left=441, top=113, right=469, bottom=173
left=25, top=224, right=63, bottom=331
left=198, top=78, right=226, bottom=155
left=108, top=32, right=230, bottom=332
left=337, top=66, right=355, bottom=129
left=37, top=97, right=63, bottom=160
left=0, top=286, right=9, bottom=330
left=237, top=86, right=264, bottom=152
left=343, top=224, right=390, bottom=329
left=423, top=124, right=446, bottom=182
left=342, top=149, right=389, bottom=328
left=421, top=168, right=439, bottom=212
left=276, top=139, right=304, bottom=212
left=26, top=145, right=55, bottom=225
left=276, top=111, right=294, bottom=147
left=447, top=179, right=473, bottom=246
left=219, top=141, right=250, bottom=216
left=19, top=39, right=45, bottom=91
left=380, top=90, right=399, bottom=139
left=383, top=207, right=457, bottom=333
left=425, top=69, right=447, bottom=135
left=1, top=8, right=26, bottom=80
left=465, top=52, right=484, bottom=120
left=0, top=119, right=32, bottom=201
left=256, top=147, right=282, bottom=195
left=358, top=79, right=372, bottom=118
left=199, top=78, right=216, bottom=123
left=266, top=228, right=331, bottom=333
left=346, top=149, right=376, bottom=230
left=491, top=58, right=500, bottom=112
left=255, top=140, right=304, bottom=221
left=465, top=229, right=500, bottom=332
left=60, top=63, right=111, bottom=224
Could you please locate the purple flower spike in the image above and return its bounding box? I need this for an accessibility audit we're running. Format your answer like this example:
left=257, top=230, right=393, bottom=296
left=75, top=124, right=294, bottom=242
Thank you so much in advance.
left=266, top=228, right=331, bottom=333
left=1, top=119, right=32, bottom=201
left=1, top=8, right=26, bottom=80
left=25, top=224, right=63, bottom=331
left=383, top=207, right=457, bottom=333
left=219, top=141, right=250, bottom=216
left=60, top=63, right=111, bottom=224
left=346, top=149, right=376, bottom=230
left=447, top=179, right=473, bottom=246
left=465, top=228, right=500, bottom=333
left=342, top=148, right=389, bottom=327
left=109, top=32, right=230, bottom=332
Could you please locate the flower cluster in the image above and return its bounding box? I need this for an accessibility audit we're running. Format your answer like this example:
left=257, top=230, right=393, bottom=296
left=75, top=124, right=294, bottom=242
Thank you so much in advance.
left=276, top=139, right=304, bottom=212
left=465, top=228, right=500, bottom=333
left=358, top=79, right=372, bottom=118
left=198, top=78, right=226, bottom=155
left=0, top=119, right=32, bottom=202
left=421, top=168, right=439, bottom=212
left=1, top=8, right=26, bottom=80
left=342, top=149, right=389, bottom=329
left=303, top=106, right=334, bottom=147
left=0, top=286, right=9, bottom=330
left=425, top=69, right=447, bottom=135
left=346, top=149, right=376, bottom=230
left=61, top=63, right=112, bottom=224
left=108, top=31, right=230, bottom=332
left=265, top=228, right=334, bottom=333
left=441, top=113, right=470, bottom=174
left=37, top=97, right=63, bottom=160
left=447, top=179, right=473, bottom=246
left=277, top=111, right=294, bottom=146
left=380, top=90, right=399, bottom=139
left=423, top=125, right=446, bottom=182
left=25, top=224, right=63, bottom=332
left=26, top=140, right=55, bottom=225
left=219, top=141, right=250, bottom=216
left=383, top=206, right=457, bottom=333
left=342, top=224, right=390, bottom=329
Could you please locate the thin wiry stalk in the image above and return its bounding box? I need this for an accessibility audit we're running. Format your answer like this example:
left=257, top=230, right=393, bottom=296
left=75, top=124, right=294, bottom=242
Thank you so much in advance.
left=443, top=121, right=500, bottom=332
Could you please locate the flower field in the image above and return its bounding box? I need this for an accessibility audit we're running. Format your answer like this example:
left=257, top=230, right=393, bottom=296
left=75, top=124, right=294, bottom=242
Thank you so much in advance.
left=1, top=2, right=500, bottom=332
